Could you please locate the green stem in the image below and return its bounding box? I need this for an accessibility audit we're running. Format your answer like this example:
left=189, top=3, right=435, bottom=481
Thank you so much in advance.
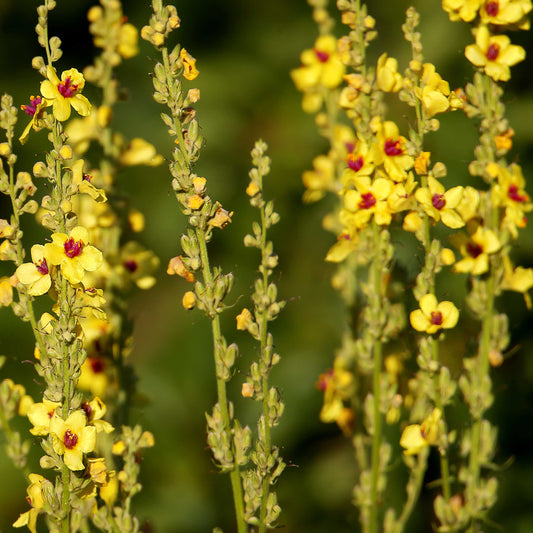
left=258, top=197, right=272, bottom=533
left=396, top=446, right=430, bottom=532
left=196, top=229, right=247, bottom=533
left=368, top=221, right=383, bottom=533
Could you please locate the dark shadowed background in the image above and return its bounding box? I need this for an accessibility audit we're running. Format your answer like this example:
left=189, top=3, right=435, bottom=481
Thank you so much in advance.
left=1, top=1, right=532, bottom=531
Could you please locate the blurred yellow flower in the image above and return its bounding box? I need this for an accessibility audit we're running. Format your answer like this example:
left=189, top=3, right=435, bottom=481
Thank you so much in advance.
left=480, top=0, right=532, bottom=28
left=442, top=0, right=482, bottom=22
left=376, top=53, right=403, bottom=92
left=400, top=408, right=442, bottom=455
left=451, top=225, right=501, bottom=275
left=410, top=294, right=459, bottom=334
left=119, top=137, right=164, bottom=166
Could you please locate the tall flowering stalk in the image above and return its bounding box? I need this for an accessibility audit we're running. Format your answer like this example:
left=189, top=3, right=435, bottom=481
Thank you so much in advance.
left=0, top=1, right=154, bottom=532
left=292, top=0, right=532, bottom=531
left=143, top=3, right=285, bottom=531
left=441, top=1, right=532, bottom=530
left=238, top=141, right=285, bottom=530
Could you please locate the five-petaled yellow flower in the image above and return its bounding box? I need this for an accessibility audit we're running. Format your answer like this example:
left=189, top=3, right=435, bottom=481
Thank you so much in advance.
left=400, top=408, right=442, bottom=455
left=465, top=25, right=526, bottom=82
left=44, top=226, right=103, bottom=285
left=415, top=176, right=465, bottom=228
left=451, top=225, right=501, bottom=275
left=49, top=410, right=97, bottom=471
left=410, top=294, right=459, bottom=334
left=40, top=66, right=91, bottom=121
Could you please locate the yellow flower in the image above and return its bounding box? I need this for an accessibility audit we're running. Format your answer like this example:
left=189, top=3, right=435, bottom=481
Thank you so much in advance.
left=291, top=35, right=345, bottom=91
left=341, top=139, right=375, bottom=187
left=71, top=159, right=107, bottom=202
left=118, top=23, right=139, bottom=59
left=82, top=397, right=114, bottom=434
left=182, top=290, right=196, bottom=310
left=27, top=399, right=61, bottom=436
left=40, top=66, right=91, bottom=121
left=119, top=138, right=164, bottom=166
left=100, top=476, right=119, bottom=508
left=400, top=408, right=442, bottom=455
left=480, top=0, right=532, bottom=28
left=500, top=256, right=533, bottom=307
left=455, top=185, right=480, bottom=222
left=236, top=308, right=254, bottom=330
left=167, top=255, right=195, bottom=282
left=465, top=25, right=526, bottom=82
left=13, top=474, right=49, bottom=533
left=50, top=410, right=97, bottom=471
left=414, top=152, right=431, bottom=175
left=376, top=53, right=403, bottom=92
left=410, top=294, right=459, bottom=334
left=78, top=357, right=111, bottom=398
left=415, top=176, right=465, bottom=228
left=492, top=163, right=531, bottom=210
left=0, top=276, right=14, bottom=306
left=117, top=241, right=159, bottom=290
left=44, top=226, right=103, bottom=285
left=371, top=120, right=413, bottom=182
left=451, top=225, right=501, bottom=275
left=417, top=63, right=452, bottom=117
left=340, top=176, right=394, bottom=229
left=316, top=363, right=354, bottom=434
left=180, top=48, right=199, bottom=80
left=15, top=245, right=52, bottom=296
left=19, top=95, right=48, bottom=144
left=209, top=206, right=233, bottom=228
left=302, top=154, right=336, bottom=203
left=291, top=35, right=345, bottom=113
left=442, top=0, right=482, bottom=21
left=325, top=233, right=359, bottom=263
left=388, top=172, right=417, bottom=213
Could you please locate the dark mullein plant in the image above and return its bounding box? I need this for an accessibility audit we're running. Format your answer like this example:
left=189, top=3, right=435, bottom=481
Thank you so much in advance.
left=1, top=1, right=155, bottom=532
left=292, top=0, right=532, bottom=531
left=143, top=2, right=285, bottom=531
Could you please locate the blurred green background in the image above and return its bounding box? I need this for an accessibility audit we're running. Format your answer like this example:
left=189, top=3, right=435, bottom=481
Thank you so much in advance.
left=1, top=0, right=533, bottom=531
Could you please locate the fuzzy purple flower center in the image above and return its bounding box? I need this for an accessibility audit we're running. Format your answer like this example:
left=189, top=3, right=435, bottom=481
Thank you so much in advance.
left=64, top=237, right=83, bottom=258
left=347, top=154, right=364, bottom=172
left=358, top=192, right=376, bottom=210
left=22, top=95, right=42, bottom=117
left=314, top=49, right=330, bottom=63
left=485, top=1, right=499, bottom=16
left=36, top=258, right=49, bottom=275
left=432, top=193, right=446, bottom=210
left=124, top=259, right=138, bottom=273
left=430, top=311, right=443, bottom=326
left=486, top=43, right=500, bottom=61
left=467, top=241, right=483, bottom=258
left=63, top=429, right=78, bottom=449
left=58, top=77, right=79, bottom=98
left=384, top=138, right=403, bottom=156
left=508, top=184, right=527, bottom=203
